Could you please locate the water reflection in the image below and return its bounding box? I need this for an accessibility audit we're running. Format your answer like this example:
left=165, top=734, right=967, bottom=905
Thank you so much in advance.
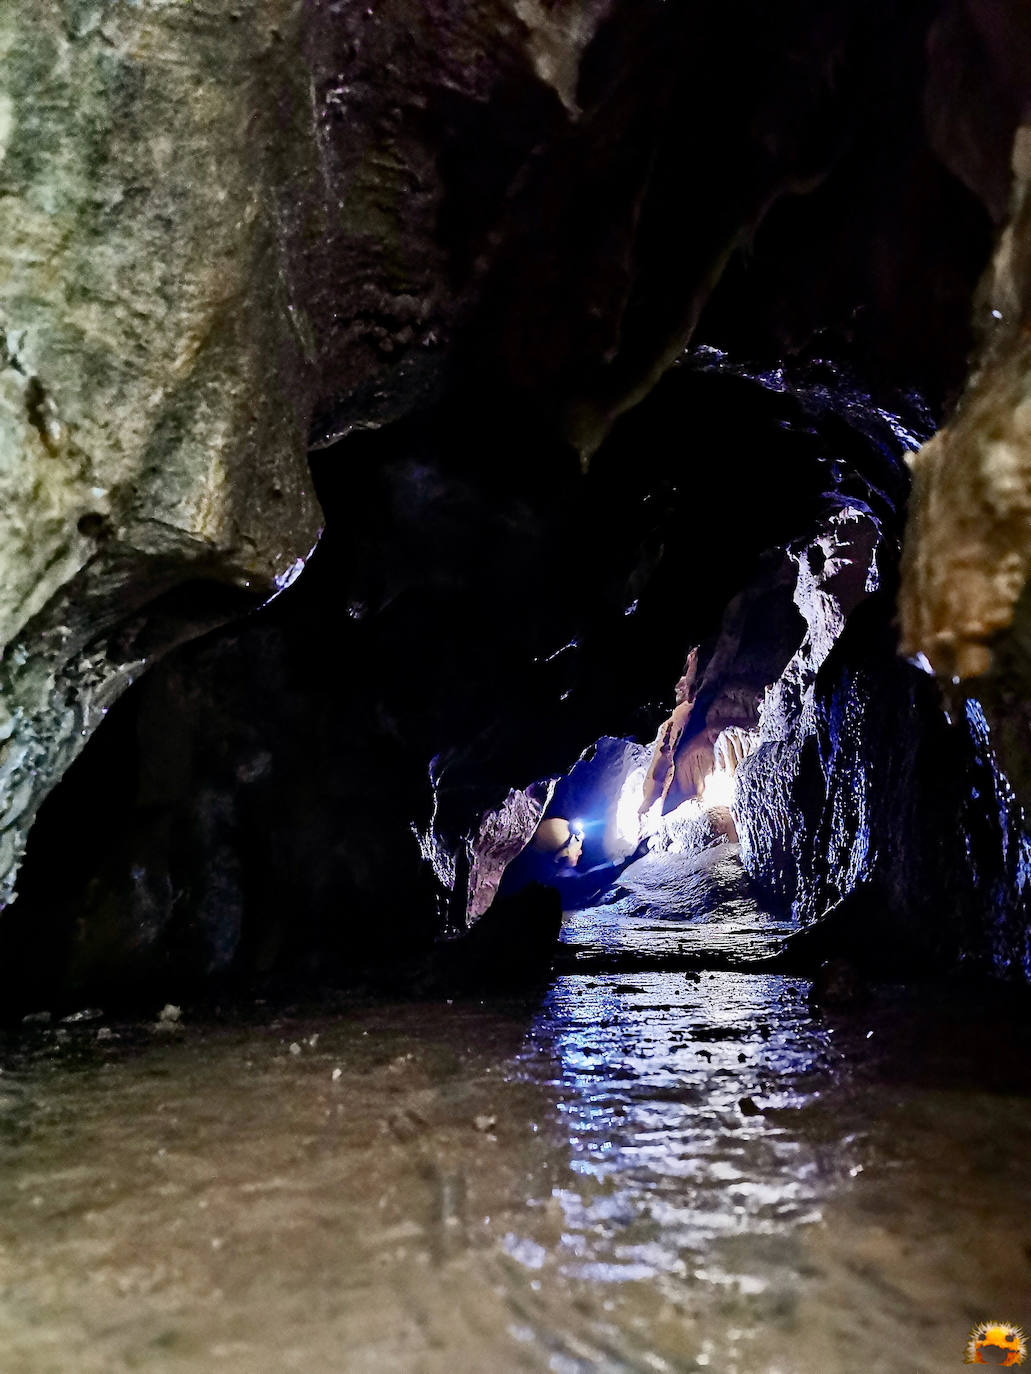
left=3, top=961, right=1031, bottom=1372
left=528, top=972, right=838, bottom=1310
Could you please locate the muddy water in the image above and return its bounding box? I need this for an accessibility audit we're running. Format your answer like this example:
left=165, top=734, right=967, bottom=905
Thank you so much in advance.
left=2, top=865, right=1031, bottom=1372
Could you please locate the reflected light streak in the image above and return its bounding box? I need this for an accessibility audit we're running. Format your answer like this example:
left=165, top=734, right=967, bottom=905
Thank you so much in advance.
left=700, top=766, right=735, bottom=809
left=615, top=764, right=648, bottom=847
left=533, top=973, right=834, bottom=1292
left=615, top=765, right=737, bottom=854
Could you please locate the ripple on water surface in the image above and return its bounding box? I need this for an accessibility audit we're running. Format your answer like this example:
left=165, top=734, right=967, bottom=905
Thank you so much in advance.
left=1, top=970, right=1031, bottom=1373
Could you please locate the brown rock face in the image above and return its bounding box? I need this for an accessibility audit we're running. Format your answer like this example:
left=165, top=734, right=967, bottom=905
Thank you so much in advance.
left=643, top=554, right=805, bottom=815
left=899, top=125, right=1031, bottom=815
left=900, top=129, right=1031, bottom=682
left=901, top=0, right=1031, bottom=697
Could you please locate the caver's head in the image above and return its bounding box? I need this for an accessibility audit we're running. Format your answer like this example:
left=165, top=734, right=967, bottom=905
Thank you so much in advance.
left=531, top=817, right=584, bottom=867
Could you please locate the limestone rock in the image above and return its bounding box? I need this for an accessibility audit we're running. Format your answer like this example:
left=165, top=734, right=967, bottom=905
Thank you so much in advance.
left=0, top=0, right=618, bottom=913
left=646, top=552, right=805, bottom=812
left=900, top=127, right=1031, bottom=682
left=0, top=0, right=330, bottom=907
left=900, top=125, right=1031, bottom=818
left=467, top=783, right=552, bottom=922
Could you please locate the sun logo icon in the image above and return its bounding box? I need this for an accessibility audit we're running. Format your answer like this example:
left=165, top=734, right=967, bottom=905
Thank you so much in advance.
left=965, top=1321, right=1027, bottom=1365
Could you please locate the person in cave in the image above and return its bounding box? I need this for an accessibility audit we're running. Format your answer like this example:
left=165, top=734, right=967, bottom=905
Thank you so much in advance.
left=497, top=816, right=650, bottom=909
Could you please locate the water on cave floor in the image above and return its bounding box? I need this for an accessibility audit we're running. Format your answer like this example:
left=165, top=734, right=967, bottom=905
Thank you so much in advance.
left=559, top=842, right=797, bottom=969
left=2, top=864, right=1030, bottom=1373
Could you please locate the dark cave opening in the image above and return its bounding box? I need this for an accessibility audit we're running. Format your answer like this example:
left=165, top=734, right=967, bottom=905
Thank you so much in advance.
left=7, top=346, right=1024, bottom=1013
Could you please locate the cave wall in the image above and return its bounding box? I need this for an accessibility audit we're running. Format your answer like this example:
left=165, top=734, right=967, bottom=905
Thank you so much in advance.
left=0, top=0, right=331, bottom=909
left=726, top=466, right=1031, bottom=980
left=0, top=361, right=941, bottom=1007
left=641, top=551, right=804, bottom=816
left=632, top=361, right=1031, bottom=982
left=5, top=0, right=1029, bottom=1004
left=738, top=591, right=1031, bottom=980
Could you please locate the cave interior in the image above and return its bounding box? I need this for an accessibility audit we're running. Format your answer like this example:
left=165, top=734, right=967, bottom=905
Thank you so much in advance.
left=3, top=1, right=1031, bottom=1367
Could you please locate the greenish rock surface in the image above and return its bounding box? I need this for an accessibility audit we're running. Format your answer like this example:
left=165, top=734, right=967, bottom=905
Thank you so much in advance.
left=0, top=0, right=326, bottom=908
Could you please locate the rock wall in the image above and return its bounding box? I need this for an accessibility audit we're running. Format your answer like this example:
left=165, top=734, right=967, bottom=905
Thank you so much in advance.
left=728, top=483, right=1031, bottom=980
left=0, top=0, right=641, bottom=918
left=5, top=0, right=1028, bottom=1003
left=900, top=126, right=1031, bottom=821
left=467, top=783, right=552, bottom=921
left=3, top=0, right=1004, bottom=930
left=0, top=0, right=330, bottom=907
left=644, top=553, right=804, bottom=814
left=738, top=594, right=1031, bottom=980
left=891, top=29, right=1031, bottom=976
left=631, top=364, right=1031, bottom=981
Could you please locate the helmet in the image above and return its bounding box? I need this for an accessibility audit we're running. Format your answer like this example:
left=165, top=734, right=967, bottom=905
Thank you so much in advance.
left=531, top=817, right=573, bottom=854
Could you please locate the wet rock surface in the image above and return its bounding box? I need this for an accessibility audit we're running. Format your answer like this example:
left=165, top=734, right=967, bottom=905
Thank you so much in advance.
left=5, top=0, right=1022, bottom=1001
left=607, top=361, right=1031, bottom=983
left=737, top=587, right=1031, bottom=982
left=560, top=843, right=795, bottom=972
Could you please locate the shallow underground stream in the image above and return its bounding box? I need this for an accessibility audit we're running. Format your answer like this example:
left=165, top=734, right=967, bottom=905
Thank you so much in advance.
left=3, top=850, right=1031, bottom=1373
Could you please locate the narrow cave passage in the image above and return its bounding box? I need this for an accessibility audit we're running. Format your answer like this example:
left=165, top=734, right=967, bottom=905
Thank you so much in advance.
left=5, top=351, right=1031, bottom=1373
left=5, top=347, right=1031, bottom=1373
left=5, top=359, right=1031, bottom=1373
left=4, top=0, right=1031, bottom=1368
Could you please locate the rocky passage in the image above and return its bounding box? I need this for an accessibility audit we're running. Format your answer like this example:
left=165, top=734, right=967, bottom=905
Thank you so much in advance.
left=3, top=4, right=1031, bottom=1369
left=559, top=844, right=796, bottom=971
